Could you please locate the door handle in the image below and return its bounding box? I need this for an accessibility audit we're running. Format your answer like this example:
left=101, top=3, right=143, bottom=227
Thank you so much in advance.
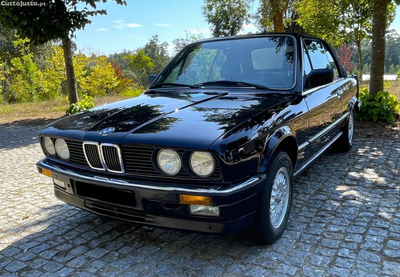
left=337, top=89, right=343, bottom=99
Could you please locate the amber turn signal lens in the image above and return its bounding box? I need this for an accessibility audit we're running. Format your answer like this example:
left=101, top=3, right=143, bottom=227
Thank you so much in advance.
left=179, top=194, right=211, bottom=206
left=40, top=168, right=53, bottom=178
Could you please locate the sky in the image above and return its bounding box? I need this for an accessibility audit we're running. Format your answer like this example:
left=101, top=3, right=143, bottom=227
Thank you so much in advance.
left=74, top=1, right=400, bottom=56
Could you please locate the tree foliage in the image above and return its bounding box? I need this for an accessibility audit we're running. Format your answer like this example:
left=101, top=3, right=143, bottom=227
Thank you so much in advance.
left=0, top=0, right=126, bottom=104
left=203, top=0, right=250, bottom=37
left=172, top=31, right=204, bottom=55
left=256, top=0, right=294, bottom=32
left=1, top=35, right=138, bottom=104
left=125, top=50, right=155, bottom=88
left=4, top=37, right=44, bottom=103
left=142, top=35, right=170, bottom=74
left=336, top=45, right=356, bottom=73
left=0, top=0, right=126, bottom=45
left=297, top=0, right=388, bottom=77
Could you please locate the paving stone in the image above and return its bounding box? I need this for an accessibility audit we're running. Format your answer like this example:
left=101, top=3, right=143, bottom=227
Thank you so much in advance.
left=358, top=250, right=381, bottom=263
left=382, top=261, right=400, bottom=276
left=308, top=255, right=331, bottom=268
left=4, top=260, right=27, bottom=272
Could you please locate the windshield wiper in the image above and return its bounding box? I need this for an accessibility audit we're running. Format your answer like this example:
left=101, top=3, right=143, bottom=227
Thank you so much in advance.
left=150, top=82, right=198, bottom=89
left=195, top=80, right=269, bottom=90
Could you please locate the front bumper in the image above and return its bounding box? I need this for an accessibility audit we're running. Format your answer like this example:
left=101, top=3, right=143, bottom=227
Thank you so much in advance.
left=37, top=158, right=265, bottom=234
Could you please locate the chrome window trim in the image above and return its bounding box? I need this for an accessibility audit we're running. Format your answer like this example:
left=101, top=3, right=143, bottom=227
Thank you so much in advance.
left=100, top=143, right=125, bottom=174
left=82, top=141, right=106, bottom=171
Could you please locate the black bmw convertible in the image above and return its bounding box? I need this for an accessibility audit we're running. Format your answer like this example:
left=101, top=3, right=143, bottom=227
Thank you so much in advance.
left=37, top=33, right=361, bottom=244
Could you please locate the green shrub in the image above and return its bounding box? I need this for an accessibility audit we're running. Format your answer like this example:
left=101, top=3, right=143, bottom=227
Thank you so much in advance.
left=66, top=94, right=94, bottom=115
left=356, top=88, right=400, bottom=123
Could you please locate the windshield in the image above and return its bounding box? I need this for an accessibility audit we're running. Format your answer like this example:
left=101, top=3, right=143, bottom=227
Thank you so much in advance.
left=152, top=36, right=296, bottom=90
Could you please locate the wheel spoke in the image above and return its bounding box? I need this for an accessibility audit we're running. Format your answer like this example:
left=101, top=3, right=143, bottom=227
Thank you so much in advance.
left=269, top=167, right=290, bottom=229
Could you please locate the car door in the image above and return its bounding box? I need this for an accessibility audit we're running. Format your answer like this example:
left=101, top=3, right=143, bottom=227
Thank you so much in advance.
left=299, top=39, right=345, bottom=164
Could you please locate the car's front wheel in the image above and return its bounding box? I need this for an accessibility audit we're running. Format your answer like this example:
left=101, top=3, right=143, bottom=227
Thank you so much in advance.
left=252, top=150, right=293, bottom=244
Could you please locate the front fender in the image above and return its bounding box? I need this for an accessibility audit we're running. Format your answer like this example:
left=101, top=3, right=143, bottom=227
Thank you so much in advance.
left=259, top=126, right=298, bottom=174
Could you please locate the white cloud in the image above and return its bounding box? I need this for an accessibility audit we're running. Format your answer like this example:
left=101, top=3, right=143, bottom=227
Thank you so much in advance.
left=126, top=23, right=142, bottom=28
left=96, top=28, right=109, bottom=32
left=243, top=23, right=256, bottom=30
left=186, top=28, right=210, bottom=34
left=154, top=23, right=171, bottom=27
left=113, top=20, right=142, bottom=29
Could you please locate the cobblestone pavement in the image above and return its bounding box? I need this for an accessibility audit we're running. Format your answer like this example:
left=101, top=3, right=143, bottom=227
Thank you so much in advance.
left=0, top=124, right=399, bottom=277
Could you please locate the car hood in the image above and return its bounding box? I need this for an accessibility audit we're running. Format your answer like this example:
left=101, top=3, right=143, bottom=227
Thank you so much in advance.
left=42, top=89, right=293, bottom=149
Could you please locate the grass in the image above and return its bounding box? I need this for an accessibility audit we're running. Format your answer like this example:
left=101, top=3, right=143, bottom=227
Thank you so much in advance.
left=360, top=79, right=400, bottom=99
left=0, top=94, right=140, bottom=125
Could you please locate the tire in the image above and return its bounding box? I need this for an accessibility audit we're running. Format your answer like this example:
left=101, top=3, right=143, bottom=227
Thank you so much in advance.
left=333, top=110, right=355, bottom=152
left=252, top=150, right=293, bottom=244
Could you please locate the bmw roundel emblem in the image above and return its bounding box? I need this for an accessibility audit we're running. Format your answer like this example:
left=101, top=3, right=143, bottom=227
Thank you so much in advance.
left=100, top=127, right=116, bottom=136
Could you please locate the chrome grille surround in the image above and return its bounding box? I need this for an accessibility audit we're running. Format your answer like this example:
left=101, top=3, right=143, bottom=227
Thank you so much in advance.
left=83, top=141, right=124, bottom=173
left=83, top=142, right=105, bottom=171
left=100, top=143, right=124, bottom=174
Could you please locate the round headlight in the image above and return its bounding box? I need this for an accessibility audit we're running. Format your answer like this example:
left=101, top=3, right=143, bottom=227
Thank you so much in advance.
left=190, top=151, right=215, bottom=177
left=43, top=137, right=55, bottom=155
left=55, top=138, right=70, bottom=160
left=157, top=149, right=181, bottom=175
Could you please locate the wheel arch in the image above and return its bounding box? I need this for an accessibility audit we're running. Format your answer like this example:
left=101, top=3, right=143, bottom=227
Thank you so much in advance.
left=259, top=126, right=298, bottom=174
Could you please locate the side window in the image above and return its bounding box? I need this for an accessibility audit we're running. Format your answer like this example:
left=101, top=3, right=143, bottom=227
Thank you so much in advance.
left=325, top=51, right=339, bottom=79
left=304, top=40, right=339, bottom=79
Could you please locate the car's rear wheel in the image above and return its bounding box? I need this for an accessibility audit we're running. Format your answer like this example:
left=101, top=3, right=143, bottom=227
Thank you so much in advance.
left=333, top=110, right=355, bottom=152
left=252, top=150, right=293, bottom=244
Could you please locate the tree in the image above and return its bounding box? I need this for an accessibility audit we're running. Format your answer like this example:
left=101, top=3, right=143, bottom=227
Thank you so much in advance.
left=297, top=0, right=380, bottom=78
left=336, top=45, right=357, bottom=73
left=203, top=0, right=250, bottom=37
left=5, top=37, right=44, bottom=103
left=142, top=35, right=170, bottom=75
left=257, top=0, right=293, bottom=32
left=0, top=0, right=126, bottom=105
left=107, top=50, right=136, bottom=80
left=384, top=30, right=400, bottom=73
left=125, top=50, right=155, bottom=88
left=172, top=31, right=204, bottom=55
left=369, top=0, right=400, bottom=95
left=80, top=55, right=119, bottom=96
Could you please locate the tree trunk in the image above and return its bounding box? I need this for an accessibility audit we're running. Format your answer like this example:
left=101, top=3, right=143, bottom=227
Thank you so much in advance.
left=369, top=0, right=389, bottom=96
left=355, top=40, right=363, bottom=80
left=62, top=36, right=79, bottom=105
left=273, top=10, right=285, bottom=32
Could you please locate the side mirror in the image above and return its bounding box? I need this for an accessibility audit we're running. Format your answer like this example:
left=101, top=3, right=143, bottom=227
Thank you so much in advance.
left=305, top=69, right=334, bottom=89
left=148, top=75, right=157, bottom=85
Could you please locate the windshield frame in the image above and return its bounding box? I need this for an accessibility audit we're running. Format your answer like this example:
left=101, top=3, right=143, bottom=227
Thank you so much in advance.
left=150, top=34, right=298, bottom=91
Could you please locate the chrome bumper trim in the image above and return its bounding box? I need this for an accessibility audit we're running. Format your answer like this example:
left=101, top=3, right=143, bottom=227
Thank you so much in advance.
left=37, top=159, right=262, bottom=195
